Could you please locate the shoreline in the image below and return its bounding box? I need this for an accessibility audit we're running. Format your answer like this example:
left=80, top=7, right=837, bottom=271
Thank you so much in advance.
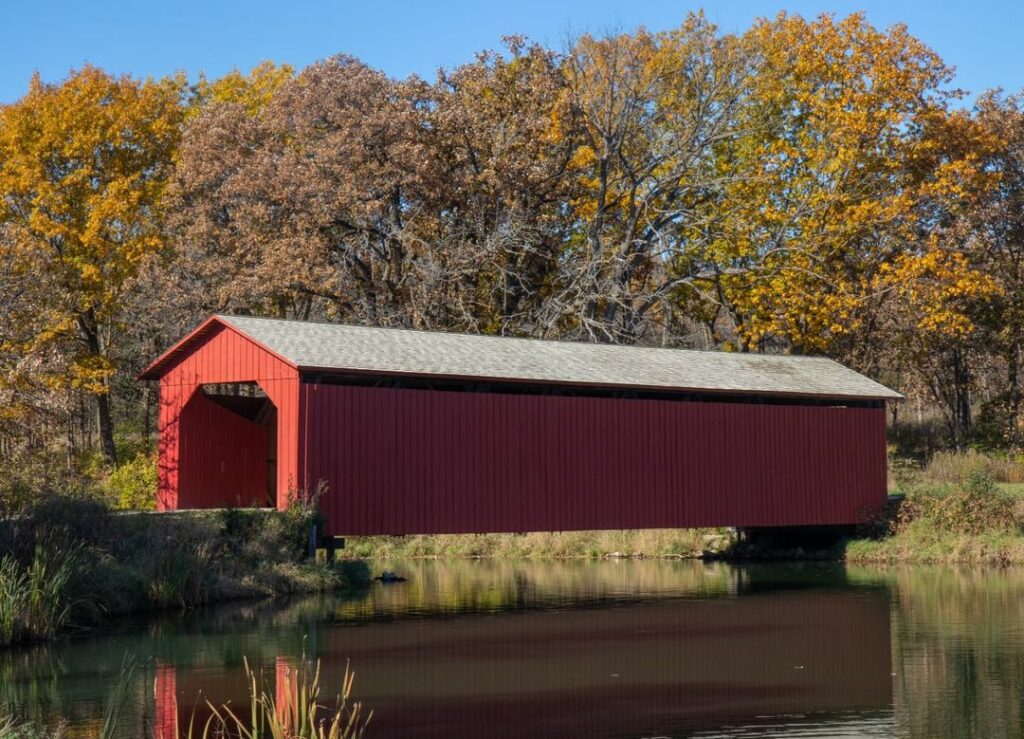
left=336, top=525, right=1024, bottom=566
left=4, top=528, right=1019, bottom=650
left=5, top=469, right=1024, bottom=651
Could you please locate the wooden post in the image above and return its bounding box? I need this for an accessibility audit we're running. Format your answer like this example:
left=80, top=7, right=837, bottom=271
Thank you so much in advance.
left=324, top=536, right=345, bottom=562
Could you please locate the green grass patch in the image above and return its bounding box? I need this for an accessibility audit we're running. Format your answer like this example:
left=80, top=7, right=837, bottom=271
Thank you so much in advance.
left=997, top=483, right=1024, bottom=497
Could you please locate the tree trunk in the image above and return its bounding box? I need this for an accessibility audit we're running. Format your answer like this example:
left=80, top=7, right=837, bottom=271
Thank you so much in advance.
left=950, top=348, right=971, bottom=448
left=142, top=382, right=153, bottom=454
left=66, top=409, right=75, bottom=472
left=95, top=383, right=117, bottom=465
left=78, top=309, right=117, bottom=465
left=1008, top=341, right=1022, bottom=445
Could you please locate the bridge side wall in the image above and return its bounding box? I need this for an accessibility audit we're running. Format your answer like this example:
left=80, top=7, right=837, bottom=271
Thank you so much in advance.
left=301, top=383, right=887, bottom=536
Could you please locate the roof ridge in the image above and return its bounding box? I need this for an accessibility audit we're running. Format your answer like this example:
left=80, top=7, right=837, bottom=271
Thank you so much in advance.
left=216, top=314, right=838, bottom=364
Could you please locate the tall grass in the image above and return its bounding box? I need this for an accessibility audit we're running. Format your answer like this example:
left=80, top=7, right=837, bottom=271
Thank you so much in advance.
left=899, top=469, right=1021, bottom=536
left=101, top=655, right=138, bottom=739
left=2, top=653, right=371, bottom=739
left=198, top=657, right=370, bottom=739
left=0, top=546, right=82, bottom=647
left=923, top=449, right=1024, bottom=485
left=341, top=528, right=730, bottom=560
left=848, top=462, right=1024, bottom=564
left=0, top=716, right=67, bottom=738
left=0, top=498, right=370, bottom=647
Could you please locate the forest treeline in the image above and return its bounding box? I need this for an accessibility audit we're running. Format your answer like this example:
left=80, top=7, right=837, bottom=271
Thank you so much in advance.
left=2, top=11, right=1024, bottom=495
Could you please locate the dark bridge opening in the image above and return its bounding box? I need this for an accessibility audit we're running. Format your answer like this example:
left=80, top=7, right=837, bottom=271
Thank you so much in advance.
left=176, top=382, right=277, bottom=508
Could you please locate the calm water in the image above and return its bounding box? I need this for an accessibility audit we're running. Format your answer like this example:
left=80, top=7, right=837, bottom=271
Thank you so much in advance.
left=2, top=560, right=1023, bottom=738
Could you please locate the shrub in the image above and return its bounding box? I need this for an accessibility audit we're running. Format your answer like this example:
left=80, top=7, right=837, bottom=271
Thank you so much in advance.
left=102, top=453, right=157, bottom=510
left=0, top=496, right=112, bottom=563
left=218, top=488, right=320, bottom=566
left=887, top=417, right=949, bottom=460
left=898, top=469, right=1020, bottom=536
left=974, top=394, right=1024, bottom=450
left=0, top=449, right=93, bottom=516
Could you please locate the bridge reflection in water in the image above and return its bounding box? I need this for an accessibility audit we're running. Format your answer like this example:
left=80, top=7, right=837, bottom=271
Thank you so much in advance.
left=151, top=562, right=893, bottom=738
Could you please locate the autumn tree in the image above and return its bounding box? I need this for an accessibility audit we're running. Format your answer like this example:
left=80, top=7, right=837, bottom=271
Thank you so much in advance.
left=5, top=13, right=1018, bottom=482
left=192, top=60, right=295, bottom=114
left=869, top=102, right=999, bottom=443
left=167, top=56, right=433, bottom=324
left=0, top=67, right=183, bottom=463
left=420, top=37, right=578, bottom=334
left=969, top=92, right=1024, bottom=444
left=170, top=45, right=576, bottom=335
left=115, top=62, right=298, bottom=403
left=552, top=15, right=754, bottom=344
left=901, top=92, right=1024, bottom=445
left=683, top=13, right=957, bottom=359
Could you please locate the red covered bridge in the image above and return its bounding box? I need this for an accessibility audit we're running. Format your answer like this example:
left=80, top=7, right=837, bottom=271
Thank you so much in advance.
left=140, top=315, right=900, bottom=536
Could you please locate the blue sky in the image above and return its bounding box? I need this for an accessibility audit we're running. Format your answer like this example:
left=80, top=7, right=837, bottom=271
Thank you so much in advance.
left=3, top=1, right=1020, bottom=104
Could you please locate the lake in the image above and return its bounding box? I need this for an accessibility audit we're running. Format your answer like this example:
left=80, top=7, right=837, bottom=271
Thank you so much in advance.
left=1, top=559, right=1022, bottom=738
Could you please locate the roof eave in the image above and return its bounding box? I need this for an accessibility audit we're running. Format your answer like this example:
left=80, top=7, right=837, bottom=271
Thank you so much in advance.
left=295, top=365, right=902, bottom=403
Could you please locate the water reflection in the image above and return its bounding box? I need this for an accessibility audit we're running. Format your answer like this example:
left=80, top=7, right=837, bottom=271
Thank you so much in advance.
left=309, top=581, right=892, bottom=737
left=0, top=560, right=1022, bottom=737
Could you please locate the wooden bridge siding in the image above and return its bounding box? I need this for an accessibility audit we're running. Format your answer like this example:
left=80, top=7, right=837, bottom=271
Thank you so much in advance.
left=156, top=323, right=300, bottom=511
left=302, top=383, right=887, bottom=536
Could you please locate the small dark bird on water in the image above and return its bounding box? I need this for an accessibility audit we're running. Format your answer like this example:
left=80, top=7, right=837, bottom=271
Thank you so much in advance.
left=375, top=571, right=407, bottom=583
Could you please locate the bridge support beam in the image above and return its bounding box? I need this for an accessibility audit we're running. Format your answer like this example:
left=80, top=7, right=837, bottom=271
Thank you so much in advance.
left=736, top=525, right=858, bottom=556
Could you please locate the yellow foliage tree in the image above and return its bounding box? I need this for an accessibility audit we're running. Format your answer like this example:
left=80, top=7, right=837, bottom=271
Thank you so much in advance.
left=0, top=67, right=183, bottom=463
left=698, top=12, right=971, bottom=357
left=884, top=95, right=1022, bottom=443
left=192, top=60, right=295, bottom=115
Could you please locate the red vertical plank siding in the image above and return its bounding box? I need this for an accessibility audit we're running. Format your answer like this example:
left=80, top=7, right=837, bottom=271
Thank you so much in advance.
left=156, top=324, right=300, bottom=511
left=156, top=383, right=183, bottom=511
left=153, top=663, right=178, bottom=739
left=302, top=384, right=888, bottom=536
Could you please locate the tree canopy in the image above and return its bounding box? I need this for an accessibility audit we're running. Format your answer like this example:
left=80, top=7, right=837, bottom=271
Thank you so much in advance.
left=1, top=12, right=1021, bottom=490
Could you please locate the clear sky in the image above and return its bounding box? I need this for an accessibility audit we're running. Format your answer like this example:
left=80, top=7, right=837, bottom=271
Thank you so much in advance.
left=3, top=1, right=1021, bottom=104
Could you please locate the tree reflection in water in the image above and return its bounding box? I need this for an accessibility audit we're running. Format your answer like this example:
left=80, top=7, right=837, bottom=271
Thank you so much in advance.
left=1, top=561, right=1023, bottom=738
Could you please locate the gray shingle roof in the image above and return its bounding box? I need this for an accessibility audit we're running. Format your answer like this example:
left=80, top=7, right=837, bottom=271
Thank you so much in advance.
left=215, top=315, right=900, bottom=401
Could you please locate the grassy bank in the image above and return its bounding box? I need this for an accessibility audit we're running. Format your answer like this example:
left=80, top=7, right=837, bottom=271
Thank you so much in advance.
left=339, top=527, right=734, bottom=560
left=0, top=498, right=370, bottom=648
left=5, top=449, right=1023, bottom=651
left=847, top=451, right=1024, bottom=564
